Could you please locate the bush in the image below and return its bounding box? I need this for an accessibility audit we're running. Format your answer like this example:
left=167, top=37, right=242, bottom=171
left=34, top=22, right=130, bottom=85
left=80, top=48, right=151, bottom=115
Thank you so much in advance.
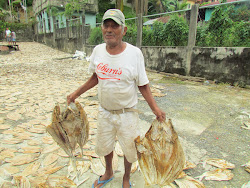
left=88, top=26, right=103, bottom=45
left=231, top=21, right=250, bottom=47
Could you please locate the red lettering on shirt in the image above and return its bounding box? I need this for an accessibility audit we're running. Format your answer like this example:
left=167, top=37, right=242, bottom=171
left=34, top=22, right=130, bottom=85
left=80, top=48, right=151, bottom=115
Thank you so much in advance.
left=96, top=63, right=122, bottom=80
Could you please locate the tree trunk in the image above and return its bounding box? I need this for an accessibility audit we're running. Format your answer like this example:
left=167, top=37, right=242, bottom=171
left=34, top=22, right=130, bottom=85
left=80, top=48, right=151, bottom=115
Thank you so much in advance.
left=8, top=0, right=13, bottom=22
left=144, top=0, right=148, bottom=15
left=116, top=0, right=124, bottom=11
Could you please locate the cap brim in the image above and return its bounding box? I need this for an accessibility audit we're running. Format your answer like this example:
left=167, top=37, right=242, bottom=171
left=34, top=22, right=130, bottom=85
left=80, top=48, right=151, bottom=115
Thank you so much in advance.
left=103, top=17, right=123, bottom=25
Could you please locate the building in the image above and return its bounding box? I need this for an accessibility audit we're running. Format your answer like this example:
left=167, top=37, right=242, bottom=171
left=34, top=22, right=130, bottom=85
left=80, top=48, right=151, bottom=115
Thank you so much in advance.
left=32, top=0, right=98, bottom=34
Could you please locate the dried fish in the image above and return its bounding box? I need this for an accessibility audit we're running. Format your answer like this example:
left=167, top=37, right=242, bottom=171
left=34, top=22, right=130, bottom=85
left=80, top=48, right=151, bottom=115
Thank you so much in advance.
left=134, top=119, right=185, bottom=186
left=0, top=124, right=12, bottom=130
left=18, top=146, right=41, bottom=154
left=91, top=158, right=105, bottom=176
left=6, top=153, right=40, bottom=166
left=46, top=101, right=89, bottom=157
left=36, top=163, right=64, bottom=176
left=42, top=143, right=60, bottom=154
left=42, top=175, right=77, bottom=187
left=2, top=138, right=23, bottom=144
left=27, top=140, right=41, bottom=146
left=27, top=127, right=46, bottom=134
left=197, top=168, right=234, bottom=181
left=7, top=112, right=22, bottom=121
left=13, top=176, right=31, bottom=188
left=242, top=181, right=250, bottom=188
left=77, top=161, right=91, bottom=176
left=175, top=175, right=205, bottom=188
left=2, top=165, right=20, bottom=175
left=205, top=158, right=235, bottom=169
left=241, top=161, right=250, bottom=173
left=29, top=176, right=47, bottom=187
left=183, top=161, right=196, bottom=170
left=43, top=153, right=59, bottom=166
left=21, top=161, right=41, bottom=177
left=42, top=136, right=54, bottom=144
left=0, top=148, right=17, bottom=160
left=83, top=150, right=99, bottom=158
left=131, top=161, right=138, bottom=173
left=15, top=132, right=33, bottom=140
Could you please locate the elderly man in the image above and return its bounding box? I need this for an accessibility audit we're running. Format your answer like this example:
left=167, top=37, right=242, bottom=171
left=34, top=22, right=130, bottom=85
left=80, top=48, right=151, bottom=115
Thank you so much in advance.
left=67, top=9, right=165, bottom=188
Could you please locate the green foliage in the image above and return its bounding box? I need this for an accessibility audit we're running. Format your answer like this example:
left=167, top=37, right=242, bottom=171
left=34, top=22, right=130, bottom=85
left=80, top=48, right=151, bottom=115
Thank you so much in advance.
left=165, top=14, right=188, bottom=46
left=141, top=14, right=189, bottom=46
left=65, top=3, right=74, bottom=17
left=230, top=5, right=250, bottom=22
left=12, top=0, right=22, bottom=6
left=0, top=0, right=8, bottom=9
left=196, top=3, right=249, bottom=47
left=86, top=1, right=248, bottom=47
left=123, top=24, right=137, bottom=45
left=88, top=26, right=103, bottom=45
left=231, top=21, right=250, bottom=47
left=27, top=0, right=34, bottom=7
left=64, top=0, right=86, bottom=17
left=0, top=8, right=9, bottom=21
left=207, top=5, right=234, bottom=46
left=0, top=22, right=32, bottom=37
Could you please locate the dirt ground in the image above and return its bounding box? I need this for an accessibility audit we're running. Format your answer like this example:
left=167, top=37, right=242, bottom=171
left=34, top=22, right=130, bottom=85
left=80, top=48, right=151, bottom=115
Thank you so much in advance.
left=0, top=42, right=249, bottom=188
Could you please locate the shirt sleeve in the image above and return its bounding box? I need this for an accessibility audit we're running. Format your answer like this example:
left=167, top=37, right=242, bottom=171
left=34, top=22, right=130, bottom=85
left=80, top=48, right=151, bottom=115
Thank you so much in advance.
left=88, top=47, right=96, bottom=74
left=137, top=50, right=149, bottom=86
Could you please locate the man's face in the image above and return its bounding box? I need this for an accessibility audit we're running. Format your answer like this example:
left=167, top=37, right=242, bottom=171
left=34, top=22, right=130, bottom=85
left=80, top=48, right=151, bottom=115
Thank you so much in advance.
left=101, top=19, right=127, bottom=47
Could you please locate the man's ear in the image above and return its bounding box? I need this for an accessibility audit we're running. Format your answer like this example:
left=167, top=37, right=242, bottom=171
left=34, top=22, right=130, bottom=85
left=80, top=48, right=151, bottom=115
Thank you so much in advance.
left=123, top=26, right=128, bottom=36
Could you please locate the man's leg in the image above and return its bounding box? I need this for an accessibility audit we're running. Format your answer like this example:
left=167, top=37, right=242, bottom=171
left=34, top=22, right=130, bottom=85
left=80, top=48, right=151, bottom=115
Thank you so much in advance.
left=93, top=151, right=114, bottom=188
left=123, top=156, right=132, bottom=188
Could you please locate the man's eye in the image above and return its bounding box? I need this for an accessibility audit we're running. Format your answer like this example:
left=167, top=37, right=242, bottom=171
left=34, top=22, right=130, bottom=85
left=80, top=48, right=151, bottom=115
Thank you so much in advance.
left=104, top=24, right=119, bottom=29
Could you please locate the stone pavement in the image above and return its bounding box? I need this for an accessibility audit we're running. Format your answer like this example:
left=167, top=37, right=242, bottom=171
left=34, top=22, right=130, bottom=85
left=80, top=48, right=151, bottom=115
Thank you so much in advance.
left=0, top=42, right=249, bottom=187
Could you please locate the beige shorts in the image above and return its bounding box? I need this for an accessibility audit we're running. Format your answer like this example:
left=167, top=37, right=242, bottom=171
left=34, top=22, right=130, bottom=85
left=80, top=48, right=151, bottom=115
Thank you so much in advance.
left=95, top=106, right=140, bottom=163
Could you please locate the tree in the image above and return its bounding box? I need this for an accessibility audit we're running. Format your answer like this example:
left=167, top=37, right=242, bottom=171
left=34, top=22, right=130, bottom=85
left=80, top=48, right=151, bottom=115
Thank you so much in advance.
left=116, top=0, right=124, bottom=11
left=161, top=0, right=188, bottom=12
left=64, top=0, right=87, bottom=17
left=0, top=0, right=8, bottom=9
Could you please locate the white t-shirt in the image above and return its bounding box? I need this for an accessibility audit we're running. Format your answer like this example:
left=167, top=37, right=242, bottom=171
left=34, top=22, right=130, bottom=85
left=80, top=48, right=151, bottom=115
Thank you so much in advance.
left=6, top=30, right=11, bottom=37
left=89, top=42, right=149, bottom=111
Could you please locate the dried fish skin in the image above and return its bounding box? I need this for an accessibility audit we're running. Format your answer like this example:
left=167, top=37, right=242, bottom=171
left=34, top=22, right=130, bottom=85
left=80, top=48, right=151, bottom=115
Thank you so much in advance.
left=44, top=175, right=77, bottom=188
left=205, top=158, right=235, bottom=169
left=175, top=175, right=205, bottom=188
left=135, top=119, right=185, bottom=186
left=198, top=168, right=234, bottom=181
left=75, top=101, right=89, bottom=155
left=13, top=176, right=31, bottom=188
left=46, top=101, right=89, bottom=157
left=46, top=105, right=73, bottom=157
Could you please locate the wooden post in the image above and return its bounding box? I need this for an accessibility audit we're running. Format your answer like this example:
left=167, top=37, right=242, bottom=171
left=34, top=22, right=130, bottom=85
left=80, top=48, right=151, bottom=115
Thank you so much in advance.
left=136, top=0, right=143, bottom=48
left=186, top=4, right=199, bottom=76
left=66, top=19, right=69, bottom=40
left=52, top=16, right=56, bottom=47
left=81, top=13, right=86, bottom=51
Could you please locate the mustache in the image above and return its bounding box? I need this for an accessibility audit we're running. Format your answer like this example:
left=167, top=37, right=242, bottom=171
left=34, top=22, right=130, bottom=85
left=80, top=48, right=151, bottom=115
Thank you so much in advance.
left=104, top=32, right=114, bottom=37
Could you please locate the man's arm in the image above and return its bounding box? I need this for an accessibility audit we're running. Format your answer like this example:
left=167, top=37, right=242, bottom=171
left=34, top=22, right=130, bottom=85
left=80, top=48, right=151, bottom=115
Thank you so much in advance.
left=138, top=84, right=166, bottom=122
left=67, top=73, right=98, bottom=105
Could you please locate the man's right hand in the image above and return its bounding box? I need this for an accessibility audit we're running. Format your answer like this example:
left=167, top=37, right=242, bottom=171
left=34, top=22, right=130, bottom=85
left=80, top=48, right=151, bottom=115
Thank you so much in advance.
left=67, top=93, right=76, bottom=105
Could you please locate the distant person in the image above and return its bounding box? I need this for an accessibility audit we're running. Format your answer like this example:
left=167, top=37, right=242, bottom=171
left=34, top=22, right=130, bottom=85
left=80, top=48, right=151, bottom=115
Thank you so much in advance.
left=5, top=28, right=11, bottom=45
left=11, top=31, right=16, bottom=45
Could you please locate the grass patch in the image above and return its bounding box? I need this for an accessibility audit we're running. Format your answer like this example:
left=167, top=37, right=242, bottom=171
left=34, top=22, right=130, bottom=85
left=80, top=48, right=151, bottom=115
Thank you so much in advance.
left=158, top=76, right=200, bottom=85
